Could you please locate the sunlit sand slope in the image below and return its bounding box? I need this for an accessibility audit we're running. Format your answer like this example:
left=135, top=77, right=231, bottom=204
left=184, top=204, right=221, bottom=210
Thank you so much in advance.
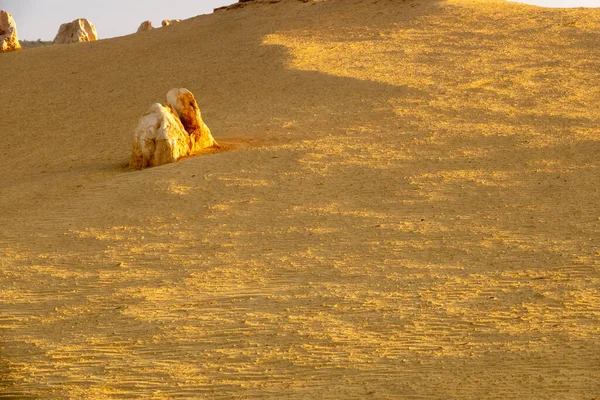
left=0, top=0, right=599, bottom=398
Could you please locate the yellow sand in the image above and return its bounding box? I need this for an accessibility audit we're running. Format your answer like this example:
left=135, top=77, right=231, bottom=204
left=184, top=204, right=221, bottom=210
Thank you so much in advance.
left=0, top=0, right=599, bottom=398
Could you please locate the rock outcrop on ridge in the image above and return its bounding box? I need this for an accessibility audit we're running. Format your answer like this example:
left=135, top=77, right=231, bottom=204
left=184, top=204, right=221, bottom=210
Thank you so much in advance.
left=0, top=10, right=21, bottom=53
left=161, top=19, right=182, bottom=27
left=137, top=21, right=154, bottom=32
left=53, top=19, right=97, bottom=44
left=215, top=0, right=316, bottom=12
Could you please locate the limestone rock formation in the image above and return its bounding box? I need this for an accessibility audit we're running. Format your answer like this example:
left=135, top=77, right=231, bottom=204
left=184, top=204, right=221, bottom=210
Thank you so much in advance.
left=161, top=19, right=182, bottom=27
left=130, top=89, right=218, bottom=169
left=137, top=21, right=154, bottom=32
left=167, top=88, right=219, bottom=152
left=53, top=19, right=97, bottom=45
left=130, top=103, right=192, bottom=169
left=0, top=10, right=21, bottom=53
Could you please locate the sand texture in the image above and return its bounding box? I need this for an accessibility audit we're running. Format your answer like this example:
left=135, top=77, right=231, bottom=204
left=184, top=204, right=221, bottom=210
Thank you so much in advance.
left=0, top=0, right=599, bottom=398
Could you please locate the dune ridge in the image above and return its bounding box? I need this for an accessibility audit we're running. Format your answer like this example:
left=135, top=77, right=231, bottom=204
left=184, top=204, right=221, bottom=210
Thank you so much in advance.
left=0, top=0, right=599, bottom=398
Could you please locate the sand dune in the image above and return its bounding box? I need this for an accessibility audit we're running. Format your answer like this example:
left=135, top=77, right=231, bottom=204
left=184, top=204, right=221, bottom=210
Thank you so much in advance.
left=0, top=0, right=599, bottom=398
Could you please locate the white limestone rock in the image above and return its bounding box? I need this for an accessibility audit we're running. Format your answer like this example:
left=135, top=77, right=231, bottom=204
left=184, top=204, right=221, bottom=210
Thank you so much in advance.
left=53, top=19, right=97, bottom=45
left=161, top=19, right=182, bottom=27
left=137, top=21, right=154, bottom=32
left=166, top=88, right=219, bottom=152
left=0, top=10, right=21, bottom=53
left=130, top=103, right=192, bottom=169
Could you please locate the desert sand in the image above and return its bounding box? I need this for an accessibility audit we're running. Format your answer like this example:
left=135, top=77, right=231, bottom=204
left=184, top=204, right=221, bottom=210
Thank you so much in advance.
left=0, top=0, right=599, bottom=398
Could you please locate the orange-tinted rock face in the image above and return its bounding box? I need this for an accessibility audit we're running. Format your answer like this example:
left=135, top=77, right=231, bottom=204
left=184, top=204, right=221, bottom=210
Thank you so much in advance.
left=166, top=88, right=219, bottom=152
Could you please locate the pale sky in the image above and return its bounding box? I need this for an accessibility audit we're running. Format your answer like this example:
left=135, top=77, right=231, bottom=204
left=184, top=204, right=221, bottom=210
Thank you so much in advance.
left=0, top=0, right=598, bottom=41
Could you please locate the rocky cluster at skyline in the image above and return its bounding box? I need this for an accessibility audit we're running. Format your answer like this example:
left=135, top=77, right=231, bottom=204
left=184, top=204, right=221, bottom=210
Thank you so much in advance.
left=2, top=13, right=189, bottom=50
left=215, top=0, right=317, bottom=12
